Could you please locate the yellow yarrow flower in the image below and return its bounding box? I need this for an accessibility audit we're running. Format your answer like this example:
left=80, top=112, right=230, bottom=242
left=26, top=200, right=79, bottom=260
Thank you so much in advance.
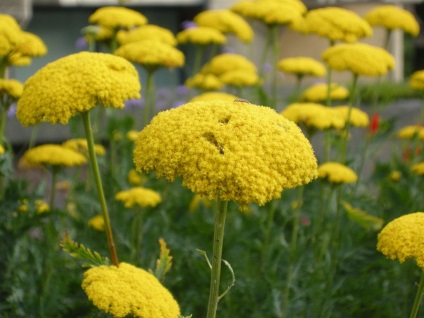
left=300, top=82, right=349, bottom=102
left=22, top=144, right=87, bottom=167
left=117, top=24, right=177, bottom=46
left=377, top=212, right=424, bottom=268
left=189, top=194, right=213, bottom=212
left=281, top=103, right=345, bottom=130
left=322, top=43, right=395, bottom=77
left=0, top=14, right=24, bottom=56
left=185, top=73, right=223, bottom=91
left=126, top=130, right=139, bottom=142
left=176, top=26, right=227, bottom=45
left=0, top=145, right=5, bottom=155
left=409, top=70, right=424, bottom=90
left=115, top=40, right=185, bottom=71
left=89, top=6, right=147, bottom=30
left=133, top=100, right=318, bottom=207
left=278, top=57, right=326, bottom=77
left=0, top=79, right=23, bottom=100
left=302, top=7, right=372, bottom=43
left=318, top=162, right=358, bottom=184
left=17, top=52, right=141, bottom=126
left=332, top=106, right=369, bottom=127
left=82, top=262, right=180, bottom=318
left=202, top=53, right=257, bottom=76
left=364, top=5, right=420, bottom=36
left=14, top=31, right=47, bottom=57
left=62, top=138, right=106, bottom=156
left=341, top=201, right=383, bottom=231
left=220, top=70, right=260, bottom=87
left=128, top=169, right=145, bottom=185
left=389, top=170, right=401, bottom=182
left=88, top=214, right=105, bottom=231
left=7, top=52, right=32, bottom=66
left=397, top=125, right=424, bottom=140
left=194, top=9, right=253, bottom=43
left=190, top=92, right=239, bottom=102
left=115, top=187, right=162, bottom=208
left=412, top=162, right=424, bottom=176
left=35, top=200, right=50, bottom=214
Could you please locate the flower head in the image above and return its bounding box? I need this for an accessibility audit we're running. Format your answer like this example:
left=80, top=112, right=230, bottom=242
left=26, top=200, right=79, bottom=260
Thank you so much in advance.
left=133, top=100, right=318, bottom=206
left=17, top=52, right=141, bottom=126
left=203, top=53, right=257, bottom=75
left=364, top=5, right=420, bottom=36
left=397, top=125, right=424, bottom=140
left=322, top=43, right=395, bottom=77
left=0, top=14, right=24, bottom=56
left=300, top=82, right=349, bottom=102
left=302, top=7, right=372, bottom=43
left=115, top=40, right=184, bottom=71
left=194, top=9, right=253, bottom=43
left=219, top=69, right=260, bottom=87
left=190, top=92, right=239, bottom=102
left=377, top=212, right=424, bottom=268
left=412, top=162, right=424, bottom=176
left=62, top=138, right=106, bottom=156
left=115, top=187, right=162, bottom=208
left=82, top=262, right=180, bottom=318
left=22, top=144, right=87, bottom=168
left=409, top=70, right=424, bottom=90
left=88, top=214, right=105, bottom=231
left=281, top=103, right=345, bottom=130
left=369, top=113, right=380, bottom=134
left=0, top=79, right=23, bottom=100
left=117, top=24, right=177, bottom=46
left=89, top=6, right=147, bottom=30
left=278, top=57, right=326, bottom=78
left=318, top=162, right=357, bottom=184
left=185, top=73, right=223, bottom=91
left=128, top=169, right=145, bottom=185
left=176, top=26, right=227, bottom=45
left=14, top=31, right=47, bottom=57
left=332, top=106, right=369, bottom=127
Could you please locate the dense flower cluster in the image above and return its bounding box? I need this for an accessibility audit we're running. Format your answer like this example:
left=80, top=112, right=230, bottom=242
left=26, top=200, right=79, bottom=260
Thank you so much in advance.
left=88, top=215, right=105, bottom=231
left=278, top=57, right=326, bottom=77
left=133, top=100, right=318, bottom=206
left=190, top=92, right=239, bottom=102
left=89, top=6, right=147, bottom=30
left=194, top=9, right=253, bottom=43
left=377, top=212, right=424, bottom=268
left=17, top=52, right=141, bottom=126
left=300, top=83, right=349, bottom=102
left=412, top=162, right=424, bottom=176
left=62, top=138, right=106, bottom=156
left=322, top=43, right=395, bottom=76
left=117, top=25, right=177, bottom=46
left=0, top=79, right=23, bottom=100
left=302, top=7, right=372, bottom=43
left=318, top=162, right=358, bottom=184
left=364, top=5, right=420, bottom=36
left=115, top=40, right=185, bottom=70
left=281, top=103, right=345, bottom=130
left=82, top=262, right=181, bottom=318
left=185, top=73, right=223, bottom=90
left=176, top=26, right=227, bottom=45
left=333, top=106, right=369, bottom=127
left=22, top=144, right=87, bottom=167
left=397, top=125, right=424, bottom=140
left=409, top=70, right=424, bottom=90
left=115, top=187, right=162, bottom=208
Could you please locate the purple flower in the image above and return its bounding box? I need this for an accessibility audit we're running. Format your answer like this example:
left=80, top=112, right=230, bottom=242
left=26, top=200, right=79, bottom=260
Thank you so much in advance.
left=172, top=100, right=186, bottom=108
left=125, top=97, right=145, bottom=109
left=75, top=37, right=89, bottom=51
left=156, top=100, right=168, bottom=111
left=175, top=85, right=189, bottom=96
left=181, top=20, right=197, bottom=30
left=7, top=103, right=16, bottom=118
left=263, top=62, right=273, bottom=73
left=156, top=88, right=171, bottom=100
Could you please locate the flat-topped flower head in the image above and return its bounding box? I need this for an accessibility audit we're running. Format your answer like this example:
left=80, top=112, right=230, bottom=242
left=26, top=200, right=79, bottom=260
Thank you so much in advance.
left=117, top=25, right=177, bottom=46
left=322, top=43, right=395, bottom=77
left=281, top=103, right=345, bottom=130
left=300, top=82, right=349, bottom=102
left=0, top=79, right=23, bottom=100
left=278, top=57, right=326, bottom=77
left=115, top=187, right=162, bottom=208
left=0, top=14, right=23, bottom=56
left=15, top=31, right=47, bottom=57
left=22, top=144, right=87, bottom=168
left=82, top=262, right=180, bottom=318
left=302, top=7, right=372, bottom=43
left=89, top=6, right=147, bottom=30
left=220, top=70, right=260, bottom=87
left=115, top=40, right=184, bottom=71
left=364, top=5, right=420, bottom=36
left=377, top=212, right=424, bottom=268
left=17, top=52, right=141, bottom=126
left=203, top=53, right=257, bottom=76
left=62, top=138, right=106, bottom=156
left=412, top=162, right=424, bottom=176
left=176, top=26, right=227, bottom=45
left=332, top=106, right=369, bottom=127
left=318, top=162, right=358, bottom=184
left=397, top=125, right=424, bottom=140
left=194, top=9, right=253, bottom=43
left=133, top=100, right=318, bottom=207
left=190, top=92, right=239, bottom=102
left=410, top=70, right=424, bottom=90
left=185, top=73, right=223, bottom=91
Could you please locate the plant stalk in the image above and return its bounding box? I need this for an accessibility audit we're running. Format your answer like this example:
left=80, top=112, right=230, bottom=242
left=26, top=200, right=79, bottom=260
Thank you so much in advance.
left=410, top=270, right=424, bottom=318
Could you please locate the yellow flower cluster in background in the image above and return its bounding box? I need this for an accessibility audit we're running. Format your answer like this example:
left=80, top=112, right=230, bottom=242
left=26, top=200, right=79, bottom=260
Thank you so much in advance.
left=318, top=162, right=358, bottom=184
left=21, top=144, right=87, bottom=168
left=278, top=57, right=326, bottom=78
left=409, top=70, right=424, bottom=90
left=89, top=6, right=147, bottom=30
left=176, top=26, right=227, bottom=45
left=322, top=43, right=395, bottom=76
left=115, top=187, right=162, bottom=208
left=17, top=52, right=141, bottom=126
left=82, top=262, right=180, bottom=318
left=128, top=169, right=145, bottom=185
left=364, top=5, right=420, bottom=36
left=397, top=125, right=424, bottom=140
left=185, top=73, right=223, bottom=91
left=117, top=24, right=177, bottom=46
left=377, top=212, right=424, bottom=268
left=300, top=83, right=349, bottom=102
left=0, top=79, right=23, bottom=100
left=190, top=92, right=239, bottom=102
left=134, top=100, right=318, bottom=206
left=333, top=106, right=369, bottom=127
left=62, top=138, right=106, bottom=156
left=194, top=9, right=253, bottom=43
left=88, top=214, right=105, bottom=231
left=412, top=162, right=424, bottom=176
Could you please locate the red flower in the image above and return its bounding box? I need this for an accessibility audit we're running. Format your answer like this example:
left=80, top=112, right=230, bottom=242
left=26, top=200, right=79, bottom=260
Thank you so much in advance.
left=369, top=113, right=379, bottom=134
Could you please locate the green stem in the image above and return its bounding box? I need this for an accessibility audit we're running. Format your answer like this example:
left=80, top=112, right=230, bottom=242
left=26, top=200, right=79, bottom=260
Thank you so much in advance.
left=271, top=25, right=280, bottom=108
left=260, top=199, right=278, bottom=270
left=143, top=69, right=155, bottom=127
left=383, top=29, right=392, bottom=51
left=206, top=198, right=228, bottom=318
left=49, top=168, right=58, bottom=210
left=259, top=27, right=273, bottom=78
left=410, top=270, right=424, bottom=318
left=130, top=208, right=144, bottom=264
left=81, top=111, right=119, bottom=266
left=29, top=125, right=40, bottom=149
left=0, top=106, right=6, bottom=146
left=193, top=45, right=205, bottom=76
